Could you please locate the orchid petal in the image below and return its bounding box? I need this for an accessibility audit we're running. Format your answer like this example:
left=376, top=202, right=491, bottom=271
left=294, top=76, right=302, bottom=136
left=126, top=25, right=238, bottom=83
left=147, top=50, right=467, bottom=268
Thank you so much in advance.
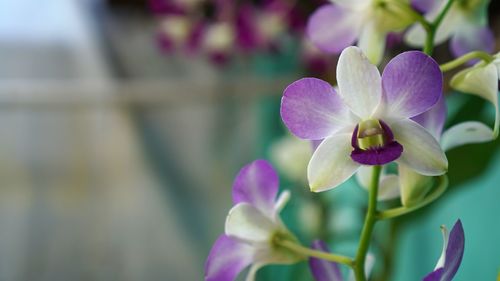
left=205, top=235, right=254, bottom=281
left=441, top=121, right=494, bottom=151
left=357, top=21, right=386, bottom=65
left=392, top=119, right=448, bottom=176
left=398, top=164, right=433, bottom=207
left=232, top=160, right=279, bottom=215
left=435, top=225, right=449, bottom=270
left=225, top=203, right=277, bottom=243
left=378, top=175, right=401, bottom=201
left=450, top=24, right=495, bottom=60
left=337, top=46, right=382, bottom=118
left=274, top=190, right=291, bottom=214
left=356, top=166, right=400, bottom=201
left=381, top=51, right=442, bottom=119
left=308, top=133, right=360, bottom=192
left=411, top=0, right=439, bottom=13
left=307, top=4, right=361, bottom=53
left=450, top=63, right=499, bottom=136
left=309, top=240, right=344, bottom=281
left=281, top=78, right=355, bottom=140
left=355, top=165, right=372, bottom=190
left=412, top=95, right=447, bottom=141
left=245, top=264, right=264, bottom=281
left=441, top=220, right=465, bottom=281
left=423, top=268, right=444, bottom=281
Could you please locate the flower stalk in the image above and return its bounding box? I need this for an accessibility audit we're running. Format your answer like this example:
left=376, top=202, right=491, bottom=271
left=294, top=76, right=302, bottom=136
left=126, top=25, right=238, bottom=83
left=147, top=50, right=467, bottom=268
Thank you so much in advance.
left=274, top=238, right=355, bottom=267
left=440, top=51, right=494, bottom=72
left=376, top=175, right=448, bottom=220
left=423, top=0, right=456, bottom=55
left=354, top=165, right=382, bottom=281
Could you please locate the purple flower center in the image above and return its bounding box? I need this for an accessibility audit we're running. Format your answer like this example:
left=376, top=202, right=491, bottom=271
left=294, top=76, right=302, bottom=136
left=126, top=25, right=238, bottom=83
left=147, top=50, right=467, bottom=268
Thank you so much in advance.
left=350, top=119, right=403, bottom=165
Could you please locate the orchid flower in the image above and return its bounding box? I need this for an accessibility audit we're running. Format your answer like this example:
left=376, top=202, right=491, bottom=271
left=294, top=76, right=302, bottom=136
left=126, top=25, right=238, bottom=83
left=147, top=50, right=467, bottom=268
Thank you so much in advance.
left=308, top=240, right=375, bottom=281
left=280, top=46, right=447, bottom=192
left=205, top=160, right=303, bottom=281
left=356, top=96, right=494, bottom=205
left=423, top=220, right=465, bottom=281
left=307, top=0, right=417, bottom=64
left=406, top=0, right=494, bottom=58
left=450, top=52, right=500, bottom=137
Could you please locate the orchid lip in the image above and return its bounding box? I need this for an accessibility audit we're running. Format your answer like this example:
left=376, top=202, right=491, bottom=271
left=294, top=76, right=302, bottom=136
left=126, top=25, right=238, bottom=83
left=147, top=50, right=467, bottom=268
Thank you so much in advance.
left=350, top=119, right=403, bottom=165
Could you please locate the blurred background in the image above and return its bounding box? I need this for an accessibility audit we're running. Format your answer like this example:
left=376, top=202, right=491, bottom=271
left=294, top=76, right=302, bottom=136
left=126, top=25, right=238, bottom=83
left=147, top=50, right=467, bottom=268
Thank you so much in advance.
left=0, top=0, right=499, bottom=280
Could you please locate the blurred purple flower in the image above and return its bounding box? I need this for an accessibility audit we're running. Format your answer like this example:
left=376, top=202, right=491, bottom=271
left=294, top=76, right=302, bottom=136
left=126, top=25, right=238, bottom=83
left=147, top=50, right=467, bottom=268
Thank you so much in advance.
left=423, top=220, right=465, bottom=281
left=406, top=0, right=494, bottom=60
left=307, top=0, right=416, bottom=64
left=281, top=46, right=447, bottom=192
left=205, top=160, right=302, bottom=281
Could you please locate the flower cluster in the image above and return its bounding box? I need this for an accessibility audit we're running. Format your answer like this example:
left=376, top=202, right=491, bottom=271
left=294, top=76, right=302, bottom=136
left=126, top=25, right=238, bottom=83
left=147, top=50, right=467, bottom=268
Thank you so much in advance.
left=149, top=0, right=329, bottom=68
left=203, top=0, right=499, bottom=280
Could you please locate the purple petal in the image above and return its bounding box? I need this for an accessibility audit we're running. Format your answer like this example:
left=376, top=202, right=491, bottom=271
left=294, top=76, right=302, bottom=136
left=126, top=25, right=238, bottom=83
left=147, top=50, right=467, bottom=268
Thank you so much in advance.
left=450, top=25, right=495, bottom=64
left=205, top=235, right=254, bottom=281
left=423, top=268, right=444, bottom=281
left=311, top=139, right=323, bottom=151
left=381, top=51, right=443, bottom=119
left=281, top=78, right=352, bottom=140
left=232, top=160, right=279, bottom=214
left=411, top=0, right=438, bottom=13
left=412, top=95, right=447, bottom=141
left=306, top=4, right=361, bottom=53
left=309, top=240, right=344, bottom=281
left=441, top=220, right=465, bottom=281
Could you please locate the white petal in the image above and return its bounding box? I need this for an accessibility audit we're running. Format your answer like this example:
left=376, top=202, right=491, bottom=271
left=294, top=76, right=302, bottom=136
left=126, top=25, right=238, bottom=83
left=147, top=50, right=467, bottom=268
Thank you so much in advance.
left=357, top=22, right=386, bottom=65
left=435, top=225, right=449, bottom=270
left=274, top=190, right=291, bottom=215
left=392, top=119, right=448, bottom=176
left=378, top=175, right=401, bottom=201
left=398, top=164, right=433, bottom=207
left=308, top=133, right=360, bottom=192
left=225, top=203, right=277, bottom=243
left=450, top=63, right=499, bottom=136
left=441, top=121, right=495, bottom=151
left=355, top=165, right=372, bottom=189
left=356, top=167, right=400, bottom=201
left=337, top=46, right=382, bottom=118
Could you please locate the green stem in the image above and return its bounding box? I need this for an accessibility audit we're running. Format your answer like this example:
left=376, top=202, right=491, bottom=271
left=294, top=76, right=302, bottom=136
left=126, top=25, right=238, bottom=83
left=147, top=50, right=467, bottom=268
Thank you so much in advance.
left=440, top=51, right=494, bottom=72
left=275, top=239, right=355, bottom=267
left=376, top=175, right=448, bottom=220
left=354, top=165, right=382, bottom=281
left=423, top=0, right=456, bottom=55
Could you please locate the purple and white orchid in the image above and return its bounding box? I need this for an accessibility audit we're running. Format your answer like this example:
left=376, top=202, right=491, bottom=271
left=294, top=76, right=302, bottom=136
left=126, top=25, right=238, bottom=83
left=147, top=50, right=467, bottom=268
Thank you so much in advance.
left=307, top=0, right=416, bottom=64
left=205, top=160, right=303, bottom=281
left=423, top=220, right=465, bottom=281
left=280, top=46, right=447, bottom=192
left=356, top=96, right=494, bottom=205
left=406, top=0, right=494, bottom=59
